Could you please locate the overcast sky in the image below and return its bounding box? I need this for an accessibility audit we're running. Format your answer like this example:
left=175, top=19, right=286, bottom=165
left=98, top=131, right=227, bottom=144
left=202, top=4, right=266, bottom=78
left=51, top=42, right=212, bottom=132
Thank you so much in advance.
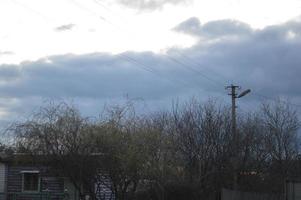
left=0, top=0, right=301, bottom=126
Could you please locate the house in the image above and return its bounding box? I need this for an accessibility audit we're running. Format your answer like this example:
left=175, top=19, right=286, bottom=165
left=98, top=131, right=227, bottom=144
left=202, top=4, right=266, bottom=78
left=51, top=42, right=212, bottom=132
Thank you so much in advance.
left=0, top=153, right=115, bottom=200
left=0, top=153, right=81, bottom=200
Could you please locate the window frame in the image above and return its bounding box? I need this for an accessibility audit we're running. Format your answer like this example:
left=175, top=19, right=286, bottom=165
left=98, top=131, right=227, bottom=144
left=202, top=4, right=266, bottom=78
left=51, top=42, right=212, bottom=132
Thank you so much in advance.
left=21, top=171, right=41, bottom=193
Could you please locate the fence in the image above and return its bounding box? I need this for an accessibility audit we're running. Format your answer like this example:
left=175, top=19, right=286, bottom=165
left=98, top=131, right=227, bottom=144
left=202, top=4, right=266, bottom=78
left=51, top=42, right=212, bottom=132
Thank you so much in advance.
left=221, top=188, right=284, bottom=200
left=0, top=192, right=67, bottom=200
left=286, top=181, right=301, bottom=200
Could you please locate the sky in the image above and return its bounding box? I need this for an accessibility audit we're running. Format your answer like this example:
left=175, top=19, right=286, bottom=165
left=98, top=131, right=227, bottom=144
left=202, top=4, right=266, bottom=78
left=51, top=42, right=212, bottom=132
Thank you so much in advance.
left=0, top=0, right=301, bottom=126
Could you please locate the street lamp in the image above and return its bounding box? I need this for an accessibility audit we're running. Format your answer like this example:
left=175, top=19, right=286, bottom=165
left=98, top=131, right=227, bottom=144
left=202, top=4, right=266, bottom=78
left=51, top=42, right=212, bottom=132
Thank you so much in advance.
left=226, top=85, right=251, bottom=190
left=237, top=89, right=251, bottom=99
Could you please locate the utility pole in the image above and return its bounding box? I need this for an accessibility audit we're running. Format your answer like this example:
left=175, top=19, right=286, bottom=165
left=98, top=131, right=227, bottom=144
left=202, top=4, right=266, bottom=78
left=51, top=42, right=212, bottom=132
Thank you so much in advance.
left=226, top=85, right=239, bottom=143
left=226, top=84, right=251, bottom=191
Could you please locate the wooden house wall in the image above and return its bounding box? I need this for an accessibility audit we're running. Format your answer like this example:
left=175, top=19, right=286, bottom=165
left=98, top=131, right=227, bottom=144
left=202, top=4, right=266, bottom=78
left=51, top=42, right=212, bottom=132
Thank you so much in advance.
left=0, top=163, right=6, bottom=193
left=7, top=165, right=64, bottom=193
left=0, top=162, right=114, bottom=200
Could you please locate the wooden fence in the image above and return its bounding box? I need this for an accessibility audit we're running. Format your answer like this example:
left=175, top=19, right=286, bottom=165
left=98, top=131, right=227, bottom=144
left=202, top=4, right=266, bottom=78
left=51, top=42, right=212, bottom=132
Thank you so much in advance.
left=0, top=192, right=67, bottom=200
left=221, top=188, right=284, bottom=200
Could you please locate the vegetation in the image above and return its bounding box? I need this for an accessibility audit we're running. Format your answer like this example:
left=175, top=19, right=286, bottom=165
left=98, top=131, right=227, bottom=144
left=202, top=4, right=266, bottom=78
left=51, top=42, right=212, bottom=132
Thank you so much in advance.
left=7, top=99, right=301, bottom=200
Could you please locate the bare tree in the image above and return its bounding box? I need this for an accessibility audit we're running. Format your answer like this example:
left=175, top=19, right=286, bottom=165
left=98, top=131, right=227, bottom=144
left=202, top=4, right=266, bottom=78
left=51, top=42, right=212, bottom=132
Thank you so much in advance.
left=168, top=99, right=233, bottom=198
left=13, top=102, right=99, bottom=199
left=7, top=98, right=300, bottom=200
left=92, top=103, right=153, bottom=200
left=261, top=100, right=300, bottom=192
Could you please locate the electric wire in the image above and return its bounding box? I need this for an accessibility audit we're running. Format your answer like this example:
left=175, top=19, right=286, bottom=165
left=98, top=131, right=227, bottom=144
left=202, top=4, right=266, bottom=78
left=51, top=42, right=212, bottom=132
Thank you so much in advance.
left=9, top=0, right=301, bottom=111
left=11, top=0, right=54, bottom=22
left=67, top=0, right=301, bottom=110
left=117, top=54, right=198, bottom=89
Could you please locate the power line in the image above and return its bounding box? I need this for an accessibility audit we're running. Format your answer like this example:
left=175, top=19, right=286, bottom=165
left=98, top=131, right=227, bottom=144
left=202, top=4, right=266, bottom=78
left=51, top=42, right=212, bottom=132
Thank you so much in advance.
left=117, top=54, right=197, bottom=89
left=86, top=0, right=229, bottom=91
left=90, top=0, right=236, bottom=96
left=93, top=0, right=112, bottom=12
left=93, top=0, right=120, bottom=17
left=174, top=51, right=230, bottom=84
left=165, top=54, right=225, bottom=88
left=170, top=52, right=301, bottom=110
left=9, top=0, right=200, bottom=94
left=90, top=0, right=227, bottom=91
left=169, top=51, right=301, bottom=110
left=80, top=1, right=227, bottom=91
left=11, top=0, right=301, bottom=111
left=67, top=0, right=301, bottom=111
left=92, top=0, right=134, bottom=27
left=65, top=0, right=212, bottom=93
left=89, top=0, right=227, bottom=90
left=11, top=0, right=54, bottom=22
left=68, top=0, right=124, bottom=31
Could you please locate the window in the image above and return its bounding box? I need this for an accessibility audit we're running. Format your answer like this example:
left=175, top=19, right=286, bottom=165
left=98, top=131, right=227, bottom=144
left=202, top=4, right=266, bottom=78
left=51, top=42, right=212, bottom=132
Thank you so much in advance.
left=22, top=171, right=40, bottom=192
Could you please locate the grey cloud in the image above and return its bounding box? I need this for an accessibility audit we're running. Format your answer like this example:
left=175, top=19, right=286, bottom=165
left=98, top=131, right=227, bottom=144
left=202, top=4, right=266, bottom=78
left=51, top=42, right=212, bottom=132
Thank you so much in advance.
left=0, top=52, right=206, bottom=100
left=254, top=20, right=301, bottom=42
left=114, top=0, right=191, bottom=10
left=1, top=17, right=301, bottom=124
left=0, top=51, right=209, bottom=122
left=0, top=51, right=14, bottom=56
left=174, top=17, right=253, bottom=39
left=0, top=65, right=20, bottom=81
left=172, top=17, right=301, bottom=101
left=54, top=24, right=75, bottom=32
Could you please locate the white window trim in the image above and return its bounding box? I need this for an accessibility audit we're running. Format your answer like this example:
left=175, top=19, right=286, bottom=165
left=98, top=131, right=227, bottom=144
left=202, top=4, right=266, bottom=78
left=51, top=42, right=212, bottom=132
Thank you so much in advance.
left=21, top=171, right=41, bottom=193
left=20, top=170, right=39, bottom=174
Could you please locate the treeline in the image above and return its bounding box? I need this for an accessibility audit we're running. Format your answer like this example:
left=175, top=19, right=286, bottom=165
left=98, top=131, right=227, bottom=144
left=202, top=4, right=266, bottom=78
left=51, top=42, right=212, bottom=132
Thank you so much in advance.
left=7, top=99, right=301, bottom=200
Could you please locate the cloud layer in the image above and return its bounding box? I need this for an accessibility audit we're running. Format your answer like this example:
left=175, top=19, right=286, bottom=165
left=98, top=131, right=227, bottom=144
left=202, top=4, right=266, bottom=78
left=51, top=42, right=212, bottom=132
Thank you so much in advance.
left=0, top=51, right=14, bottom=56
left=174, top=17, right=253, bottom=39
left=113, top=0, right=192, bottom=10
left=0, top=16, right=301, bottom=125
left=54, top=24, right=76, bottom=32
left=172, top=17, right=301, bottom=101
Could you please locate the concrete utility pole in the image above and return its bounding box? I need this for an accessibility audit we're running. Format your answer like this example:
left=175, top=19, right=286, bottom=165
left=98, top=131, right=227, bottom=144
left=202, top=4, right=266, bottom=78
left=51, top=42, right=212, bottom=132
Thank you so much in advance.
left=226, top=84, right=251, bottom=190
left=226, top=85, right=239, bottom=141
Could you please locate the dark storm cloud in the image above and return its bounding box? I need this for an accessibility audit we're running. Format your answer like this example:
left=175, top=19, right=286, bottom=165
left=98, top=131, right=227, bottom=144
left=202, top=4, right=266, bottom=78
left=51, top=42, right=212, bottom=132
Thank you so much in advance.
left=54, top=24, right=75, bottom=32
left=114, top=0, right=192, bottom=10
left=1, top=16, right=301, bottom=123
